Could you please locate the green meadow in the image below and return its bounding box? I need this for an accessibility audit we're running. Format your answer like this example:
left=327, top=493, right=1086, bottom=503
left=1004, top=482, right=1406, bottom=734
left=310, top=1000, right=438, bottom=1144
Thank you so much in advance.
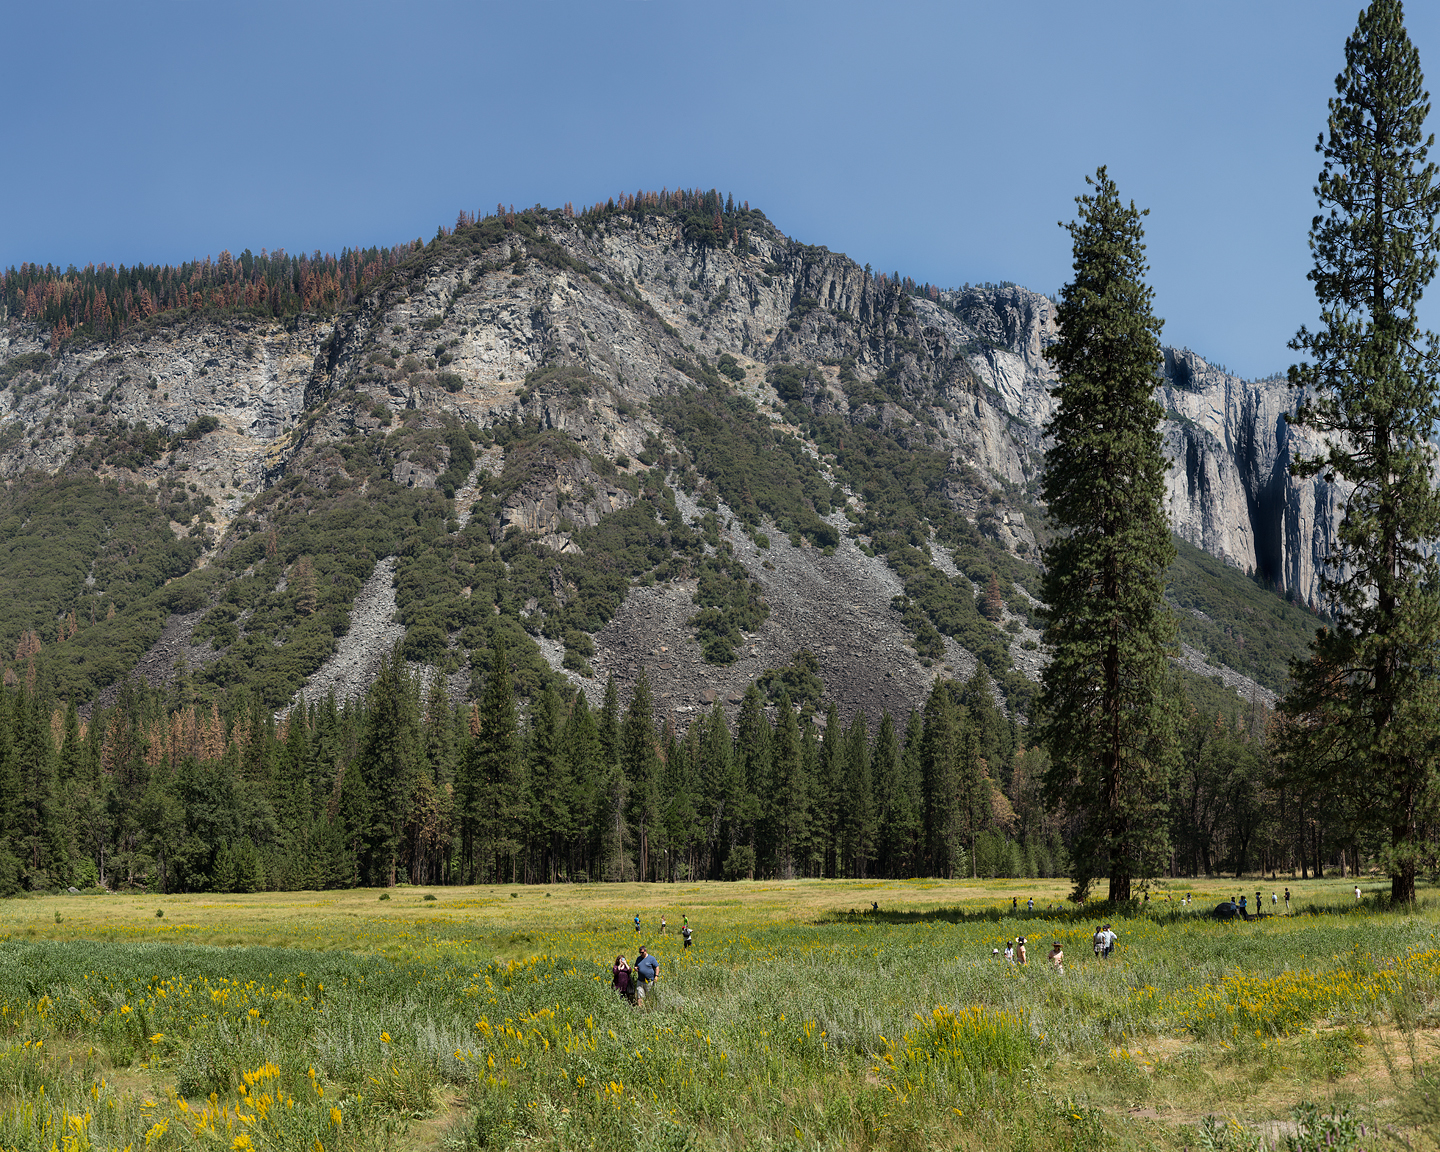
left=1, top=876, right=1437, bottom=1150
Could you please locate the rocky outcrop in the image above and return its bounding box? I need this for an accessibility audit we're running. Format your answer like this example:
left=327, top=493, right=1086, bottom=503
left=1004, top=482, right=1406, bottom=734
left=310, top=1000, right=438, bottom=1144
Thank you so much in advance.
left=942, top=293, right=1341, bottom=606
left=491, top=449, right=634, bottom=549
left=1158, top=350, right=1340, bottom=605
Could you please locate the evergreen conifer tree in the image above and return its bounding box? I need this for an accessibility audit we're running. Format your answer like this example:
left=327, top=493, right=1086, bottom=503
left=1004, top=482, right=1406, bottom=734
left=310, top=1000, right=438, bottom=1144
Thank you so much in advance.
left=893, top=709, right=926, bottom=877
left=530, top=682, right=569, bottom=884
left=354, top=647, right=423, bottom=886
left=842, top=710, right=875, bottom=877
left=597, top=675, right=626, bottom=881
left=769, top=690, right=809, bottom=878
left=732, top=684, right=770, bottom=879
left=560, top=692, right=602, bottom=881
left=813, top=703, right=843, bottom=877
left=1283, top=0, right=1440, bottom=904
left=484, top=639, right=526, bottom=882
left=622, top=668, right=661, bottom=881
left=1039, top=166, right=1178, bottom=902
left=921, top=682, right=964, bottom=878
left=698, top=702, right=735, bottom=879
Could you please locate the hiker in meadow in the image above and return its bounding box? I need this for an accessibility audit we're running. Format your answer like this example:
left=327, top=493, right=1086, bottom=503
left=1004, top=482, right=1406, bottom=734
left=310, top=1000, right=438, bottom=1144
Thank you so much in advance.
left=1285, top=887, right=1291, bottom=914
left=634, top=914, right=641, bottom=935
left=634, top=946, right=659, bottom=1004
left=612, top=955, right=636, bottom=1005
left=1102, top=924, right=1116, bottom=957
left=1092, top=925, right=1105, bottom=959
left=1016, top=937, right=1028, bottom=965
left=682, top=923, right=693, bottom=951
left=661, top=916, right=667, bottom=935
left=1355, top=885, right=1362, bottom=903
left=1027, top=897, right=1034, bottom=913
left=1048, top=941, right=1064, bottom=973
left=1256, top=890, right=1262, bottom=913
left=1012, top=897, right=1018, bottom=912
left=1004, top=940, right=1015, bottom=963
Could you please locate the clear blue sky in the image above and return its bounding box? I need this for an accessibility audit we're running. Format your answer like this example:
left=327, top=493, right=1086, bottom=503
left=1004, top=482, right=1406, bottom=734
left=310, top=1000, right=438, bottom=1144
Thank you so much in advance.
left=5, top=1, right=1437, bottom=380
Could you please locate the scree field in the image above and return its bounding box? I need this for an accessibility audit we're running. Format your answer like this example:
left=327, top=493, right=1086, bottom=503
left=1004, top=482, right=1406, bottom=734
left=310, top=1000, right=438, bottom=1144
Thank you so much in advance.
left=1, top=878, right=1438, bottom=1150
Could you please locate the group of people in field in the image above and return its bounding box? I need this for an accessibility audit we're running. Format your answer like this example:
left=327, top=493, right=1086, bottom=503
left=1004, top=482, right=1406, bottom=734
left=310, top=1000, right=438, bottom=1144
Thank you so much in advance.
left=989, top=935, right=1072, bottom=971
left=611, top=912, right=693, bottom=1007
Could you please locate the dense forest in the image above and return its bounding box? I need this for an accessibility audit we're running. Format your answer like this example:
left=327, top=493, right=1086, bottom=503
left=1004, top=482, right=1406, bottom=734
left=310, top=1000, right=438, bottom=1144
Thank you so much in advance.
left=0, top=626, right=1371, bottom=897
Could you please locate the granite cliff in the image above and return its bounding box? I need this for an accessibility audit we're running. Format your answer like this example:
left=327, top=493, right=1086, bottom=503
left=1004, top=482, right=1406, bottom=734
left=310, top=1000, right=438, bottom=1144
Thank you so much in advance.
left=0, top=200, right=1327, bottom=718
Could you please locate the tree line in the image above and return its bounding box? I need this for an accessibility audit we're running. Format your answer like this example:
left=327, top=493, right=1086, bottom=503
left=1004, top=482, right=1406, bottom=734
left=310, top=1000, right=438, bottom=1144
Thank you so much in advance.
left=0, top=617, right=1397, bottom=898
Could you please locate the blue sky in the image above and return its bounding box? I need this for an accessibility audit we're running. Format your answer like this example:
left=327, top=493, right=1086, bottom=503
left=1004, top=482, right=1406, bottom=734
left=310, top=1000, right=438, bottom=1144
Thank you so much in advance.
left=5, top=1, right=1437, bottom=380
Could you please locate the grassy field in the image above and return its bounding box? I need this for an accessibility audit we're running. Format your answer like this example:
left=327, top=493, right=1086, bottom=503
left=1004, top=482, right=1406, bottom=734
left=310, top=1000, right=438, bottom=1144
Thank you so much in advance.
left=1, top=876, right=1438, bottom=1150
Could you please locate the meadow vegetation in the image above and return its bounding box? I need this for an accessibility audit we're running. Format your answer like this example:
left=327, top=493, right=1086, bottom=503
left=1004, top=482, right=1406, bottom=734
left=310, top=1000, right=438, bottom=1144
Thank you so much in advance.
left=0, top=878, right=1435, bottom=1150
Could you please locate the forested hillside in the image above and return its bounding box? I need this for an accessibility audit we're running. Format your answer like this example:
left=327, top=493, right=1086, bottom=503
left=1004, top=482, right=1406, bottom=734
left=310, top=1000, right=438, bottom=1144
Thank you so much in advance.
left=0, top=192, right=1336, bottom=895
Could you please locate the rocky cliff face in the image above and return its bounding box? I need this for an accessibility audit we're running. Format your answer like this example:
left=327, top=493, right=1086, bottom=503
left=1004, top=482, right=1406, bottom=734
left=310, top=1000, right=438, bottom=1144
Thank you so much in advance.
left=1158, top=350, right=1340, bottom=606
left=946, top=293, right=1338, bottom=607
left=0, top=204, right=1331, bottom=716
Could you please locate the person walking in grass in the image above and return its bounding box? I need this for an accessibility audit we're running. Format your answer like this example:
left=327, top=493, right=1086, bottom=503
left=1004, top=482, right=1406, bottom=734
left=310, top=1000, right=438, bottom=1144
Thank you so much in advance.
left=1092, top=926, right=1105, bottom=960
left=1101, top=924, right=1116, bottom=958
left=1256, top=890, right=1262, bottom=913
left=634, top=947, right=659, bottom=1005
left=1027, top=897, right=1034, bottom=913
left=661, top=916, right=667, bottom=935
left=1355, top=885, right=1362, bottom=903
left=1285, top=887, right=1291, bottom=914
left=1004, top=941, right=1015, bottom=963
left=1048, top=941, right=1064, bottom=972
left=634, top=914, right=641, bottom=935
left=612, top=955, right=635, bottom=1005
left=682, top=924, right=692, bottom=951
left=1016, top=937, right=1028, bottom=965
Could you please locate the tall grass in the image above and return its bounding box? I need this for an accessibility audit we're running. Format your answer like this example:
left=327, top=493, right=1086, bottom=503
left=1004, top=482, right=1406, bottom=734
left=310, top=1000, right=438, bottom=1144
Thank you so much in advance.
left=0, top=880, right=1434, bottom=1148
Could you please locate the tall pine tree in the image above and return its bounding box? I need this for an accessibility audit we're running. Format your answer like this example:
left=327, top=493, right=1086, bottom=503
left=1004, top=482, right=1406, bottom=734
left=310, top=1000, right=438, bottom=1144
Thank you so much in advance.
left=1283, top=0, right=1440, bottom=903
left=1039, top=166, right=1178, bottom=903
